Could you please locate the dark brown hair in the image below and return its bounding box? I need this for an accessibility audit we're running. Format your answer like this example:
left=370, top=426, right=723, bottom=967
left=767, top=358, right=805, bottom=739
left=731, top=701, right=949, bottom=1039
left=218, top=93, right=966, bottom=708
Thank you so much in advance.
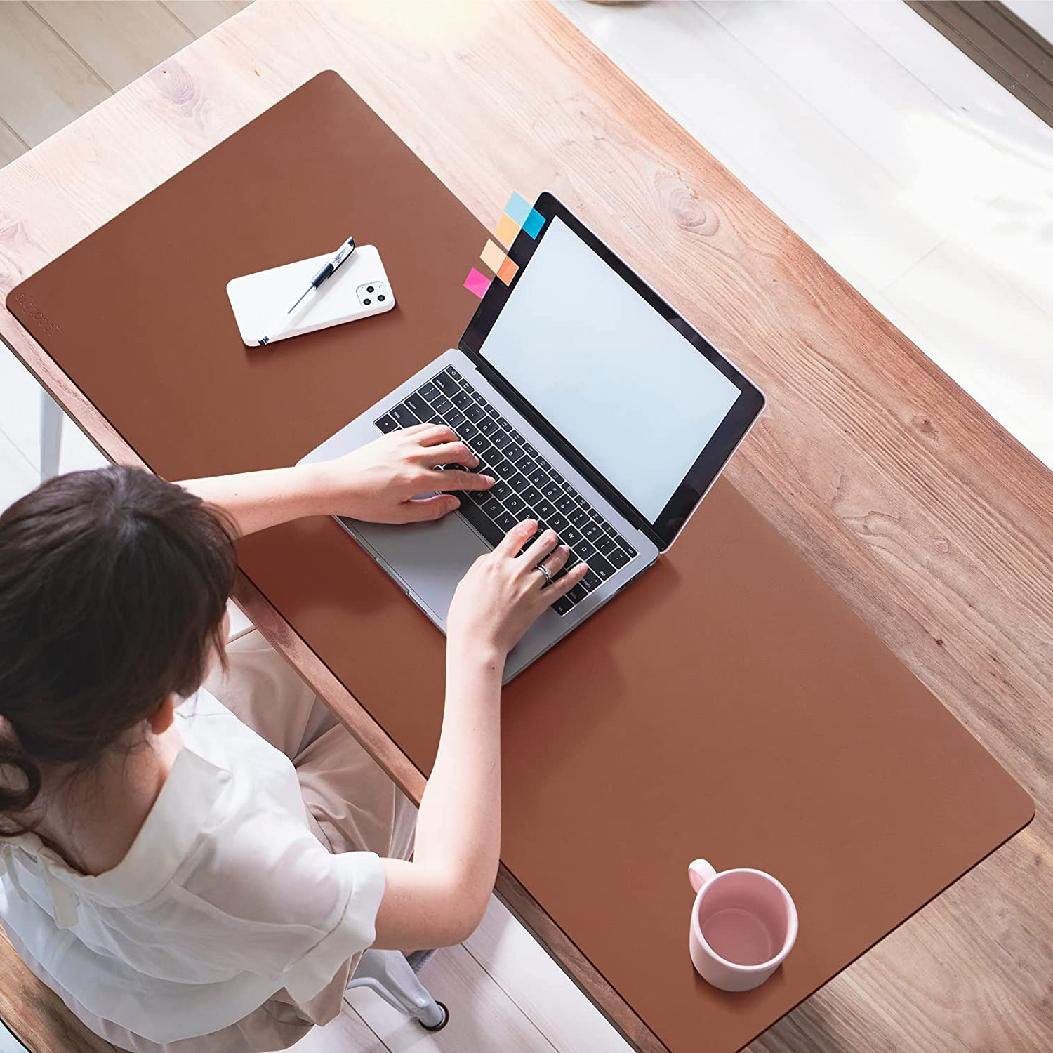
left=0, top=466, right=236, bottom=826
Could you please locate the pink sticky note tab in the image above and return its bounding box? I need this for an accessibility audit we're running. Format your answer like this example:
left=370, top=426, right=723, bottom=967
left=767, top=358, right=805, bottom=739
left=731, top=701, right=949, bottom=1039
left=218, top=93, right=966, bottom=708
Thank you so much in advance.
left=464, top=267, right=491, bottom=299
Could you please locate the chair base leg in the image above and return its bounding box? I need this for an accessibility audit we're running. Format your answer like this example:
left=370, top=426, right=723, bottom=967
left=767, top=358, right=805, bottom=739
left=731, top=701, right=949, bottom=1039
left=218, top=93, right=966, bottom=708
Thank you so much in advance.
left=347, top=949, right=449, bottom=1030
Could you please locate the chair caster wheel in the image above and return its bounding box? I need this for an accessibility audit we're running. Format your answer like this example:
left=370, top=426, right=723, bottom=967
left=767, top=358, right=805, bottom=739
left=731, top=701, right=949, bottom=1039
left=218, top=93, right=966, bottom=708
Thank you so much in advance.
left=420, top=1001, right=449, bottom=1032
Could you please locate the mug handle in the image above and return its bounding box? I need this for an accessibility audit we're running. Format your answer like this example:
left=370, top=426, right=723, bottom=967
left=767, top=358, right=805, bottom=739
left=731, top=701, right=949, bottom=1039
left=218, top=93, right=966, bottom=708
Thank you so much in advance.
left=688, top=858, right=717, bottom=893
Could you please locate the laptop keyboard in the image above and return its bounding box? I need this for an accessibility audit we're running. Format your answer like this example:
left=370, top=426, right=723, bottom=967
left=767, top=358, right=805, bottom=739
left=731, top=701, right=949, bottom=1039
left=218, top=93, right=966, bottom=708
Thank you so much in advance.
left=375, top=365, right=637, bottom=615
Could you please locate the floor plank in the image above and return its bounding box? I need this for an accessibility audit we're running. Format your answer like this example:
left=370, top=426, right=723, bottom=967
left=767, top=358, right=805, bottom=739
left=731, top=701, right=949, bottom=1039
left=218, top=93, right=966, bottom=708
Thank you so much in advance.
left=162, top=0, right=250, bottom=38
left=29, top=1, right=195, bottom=92
left=0, top=118, right=26, bottom=168
left=345, top=943, right=557, bottom=1053
left=0, top=2, right=110, bottom=147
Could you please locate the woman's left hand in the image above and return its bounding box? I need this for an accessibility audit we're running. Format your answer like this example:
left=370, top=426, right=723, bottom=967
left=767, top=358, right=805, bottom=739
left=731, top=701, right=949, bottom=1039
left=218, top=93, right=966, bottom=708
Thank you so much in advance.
left=305, top=424, right=495, bottom=524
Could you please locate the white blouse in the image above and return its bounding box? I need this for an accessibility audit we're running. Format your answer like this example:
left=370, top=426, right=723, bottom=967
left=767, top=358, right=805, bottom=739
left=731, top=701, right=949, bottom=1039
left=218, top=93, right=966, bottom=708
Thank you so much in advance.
left=0, top=688, right=385, bottom=1046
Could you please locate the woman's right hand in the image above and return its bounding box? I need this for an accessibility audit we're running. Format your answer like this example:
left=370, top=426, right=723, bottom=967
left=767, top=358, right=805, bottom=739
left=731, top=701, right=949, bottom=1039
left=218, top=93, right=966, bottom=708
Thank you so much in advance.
left=446, top=520, right=589, bottom=659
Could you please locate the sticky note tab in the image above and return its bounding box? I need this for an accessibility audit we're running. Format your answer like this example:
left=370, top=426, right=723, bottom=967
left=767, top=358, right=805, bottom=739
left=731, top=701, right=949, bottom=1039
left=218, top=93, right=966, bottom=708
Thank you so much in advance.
left=464, top=267, right=491, bottom=299
left=496, top=255, right=518, bottom=285
left=495, top=213, right=520, bottom=249
left=480, top=239, right=507, bottom=274
left=504, top=191, right=532, bottom=226
left=522, top=208, right=545, bottom=238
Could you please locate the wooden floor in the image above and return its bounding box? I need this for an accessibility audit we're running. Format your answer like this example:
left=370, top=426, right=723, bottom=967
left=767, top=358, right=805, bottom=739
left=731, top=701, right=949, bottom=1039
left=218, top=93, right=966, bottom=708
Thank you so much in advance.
left=1, top=3, right=1050, bottom=1053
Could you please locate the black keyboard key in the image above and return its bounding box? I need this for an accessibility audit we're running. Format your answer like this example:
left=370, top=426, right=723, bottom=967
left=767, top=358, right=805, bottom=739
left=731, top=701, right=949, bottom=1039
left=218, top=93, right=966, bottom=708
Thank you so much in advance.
left=376, top=413, right=399, bottom=433
left=562, top=524, right=582, bottom=545
left=491, top=479, right=514, bottom=502
left=552, top=595, right=574, bottom=616
left=446, top=408, right=465, bottom=427
left=436, top=372, right=459, bottom=396
left=463, top=403, right=483, bottom=422
left=406, top=393, right=431, bottom=416
left=419, top=382, right=439, bottom=402
left=495, top=510, right=518, bottom=532
left=609, top=546, right=631, bottom=569
left=581, top=569, right=602, bottom=593
left=459, top=422, right=480, bottom=441
left=522, top=486, right=543, bottom=506
left=452, top=390, right=473, bottom=409
left=549, top=511, right=569, bottom=532
left=392, top=404, right=419, bottom=428
left=433, top=394, right=454, bottom=414
left=554, top=494, right=577, bottom=515
left=491, top=457, right=514, bottom=479
left=594, top=535, right=616, bottom=556
left=478, top=418, right=498, bottom=437
left=567, top=583, right=589, bottom=604
left=568, top=505, right=590, bottom=527
left=590, top=554, right=615, bottom=580
left=534, top=499, right=555, bottom=520
left=541, top=480, right=562, bottom=501
left=582, top=520, right=603, bottom=541
left=480, top=497, right=504, bottom=520
left=473, top=439, right=499, bottom=463
left=508, top=471, right=529, bottom=492
left=528, top=466, right=548, bottom=487
left=447, top=366, right=462, bottom=380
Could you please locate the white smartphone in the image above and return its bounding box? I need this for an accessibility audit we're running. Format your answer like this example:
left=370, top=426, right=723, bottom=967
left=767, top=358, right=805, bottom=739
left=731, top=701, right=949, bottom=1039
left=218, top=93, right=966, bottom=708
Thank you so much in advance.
left=227, top=244, right=395, bottom=347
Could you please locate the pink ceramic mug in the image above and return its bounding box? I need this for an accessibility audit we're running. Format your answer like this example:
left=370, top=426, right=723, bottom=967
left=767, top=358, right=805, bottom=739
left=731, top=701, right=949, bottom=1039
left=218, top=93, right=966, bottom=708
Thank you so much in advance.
left=688, top=859, right=797, bottom=992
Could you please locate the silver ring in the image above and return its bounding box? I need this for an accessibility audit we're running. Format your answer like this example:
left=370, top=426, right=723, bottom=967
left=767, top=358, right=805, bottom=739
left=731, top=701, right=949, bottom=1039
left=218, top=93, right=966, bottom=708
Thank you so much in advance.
left=537, top=562, right=552, bottom=584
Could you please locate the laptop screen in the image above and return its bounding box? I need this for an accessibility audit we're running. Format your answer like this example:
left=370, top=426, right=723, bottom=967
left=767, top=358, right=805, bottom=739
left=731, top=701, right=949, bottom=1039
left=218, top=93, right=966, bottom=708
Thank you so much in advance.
left=477, top=215, right=742, bottom=522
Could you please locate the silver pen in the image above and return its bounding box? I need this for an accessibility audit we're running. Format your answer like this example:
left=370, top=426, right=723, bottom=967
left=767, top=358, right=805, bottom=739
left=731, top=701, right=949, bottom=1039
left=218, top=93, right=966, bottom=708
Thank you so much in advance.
left=256, top=235, right=356, bottom=346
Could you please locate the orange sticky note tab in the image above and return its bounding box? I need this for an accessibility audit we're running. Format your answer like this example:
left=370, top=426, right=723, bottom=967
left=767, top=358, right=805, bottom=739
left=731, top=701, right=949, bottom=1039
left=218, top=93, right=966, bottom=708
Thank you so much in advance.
left=496, top=255, right=518, bottom=285
left=495, top=212, right=520, bottom=249
left=480, top=239, right=506, bottom=274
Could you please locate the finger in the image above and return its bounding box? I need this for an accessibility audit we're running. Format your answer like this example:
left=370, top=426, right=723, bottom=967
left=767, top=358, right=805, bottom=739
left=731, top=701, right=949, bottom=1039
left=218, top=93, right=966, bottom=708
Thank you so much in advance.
left=436, top=470, right=495, bottom=493
left=517, top=528, right=559, bottom=567
left=397, top=494, right=460, bottom=522
left=404, top=423, right=457, bottom=445
left=416, top=441, right=478, bottom=468
left=537, top=544, right=571, bottom=580
left=542, top=561, right=589, bottom=598
left=496, top=519, right=538, bottom=557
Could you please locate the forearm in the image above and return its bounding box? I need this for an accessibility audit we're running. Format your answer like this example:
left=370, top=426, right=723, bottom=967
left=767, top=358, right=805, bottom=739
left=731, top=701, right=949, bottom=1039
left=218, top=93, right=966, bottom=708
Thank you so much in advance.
left=375, top=637, right=503, bottom=948
left=180, top=465, right=328, bottom=537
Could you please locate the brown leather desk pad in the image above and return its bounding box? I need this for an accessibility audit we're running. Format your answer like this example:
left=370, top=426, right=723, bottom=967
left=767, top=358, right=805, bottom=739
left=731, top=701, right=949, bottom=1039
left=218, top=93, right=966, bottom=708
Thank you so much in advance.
left=7, top=74, right=1032, bottom=1053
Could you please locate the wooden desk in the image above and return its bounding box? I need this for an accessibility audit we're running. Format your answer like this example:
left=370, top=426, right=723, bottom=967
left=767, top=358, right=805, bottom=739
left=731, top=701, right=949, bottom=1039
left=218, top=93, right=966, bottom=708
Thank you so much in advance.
left=0, top=3, right=1050, bottom=1051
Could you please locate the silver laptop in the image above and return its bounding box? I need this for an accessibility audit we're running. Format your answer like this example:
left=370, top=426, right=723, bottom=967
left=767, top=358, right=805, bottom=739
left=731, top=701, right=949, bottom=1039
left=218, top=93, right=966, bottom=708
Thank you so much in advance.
left=299, top=193, right=764, bottom=679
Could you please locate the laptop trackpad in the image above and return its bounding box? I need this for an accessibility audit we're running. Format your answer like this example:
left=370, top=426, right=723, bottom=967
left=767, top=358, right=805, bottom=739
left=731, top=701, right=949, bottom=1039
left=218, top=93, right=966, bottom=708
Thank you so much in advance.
left=349, top=512, right=490, bottom=627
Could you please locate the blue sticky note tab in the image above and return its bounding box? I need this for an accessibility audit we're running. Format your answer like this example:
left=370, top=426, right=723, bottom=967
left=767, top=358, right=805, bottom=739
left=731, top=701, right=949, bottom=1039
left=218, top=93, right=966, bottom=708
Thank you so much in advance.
left=504, top=191, right=532, bottom=226
left=522, top=208, right=545, bottom=238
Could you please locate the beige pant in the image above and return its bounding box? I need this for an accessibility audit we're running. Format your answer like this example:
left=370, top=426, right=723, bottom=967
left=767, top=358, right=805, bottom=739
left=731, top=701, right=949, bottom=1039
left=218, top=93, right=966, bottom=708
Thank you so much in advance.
left=114, top=630, right=416, bottom=1053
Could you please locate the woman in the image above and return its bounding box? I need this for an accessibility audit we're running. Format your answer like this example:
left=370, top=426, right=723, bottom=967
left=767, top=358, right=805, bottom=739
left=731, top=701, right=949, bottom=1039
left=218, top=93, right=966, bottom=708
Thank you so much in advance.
left=0, top=422, right=586, bottom=1052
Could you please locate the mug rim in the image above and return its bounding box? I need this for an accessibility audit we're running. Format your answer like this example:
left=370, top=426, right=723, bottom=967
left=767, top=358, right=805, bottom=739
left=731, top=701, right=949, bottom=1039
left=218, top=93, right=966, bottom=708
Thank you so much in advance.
left=690, top=866, right=798, bottom=972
